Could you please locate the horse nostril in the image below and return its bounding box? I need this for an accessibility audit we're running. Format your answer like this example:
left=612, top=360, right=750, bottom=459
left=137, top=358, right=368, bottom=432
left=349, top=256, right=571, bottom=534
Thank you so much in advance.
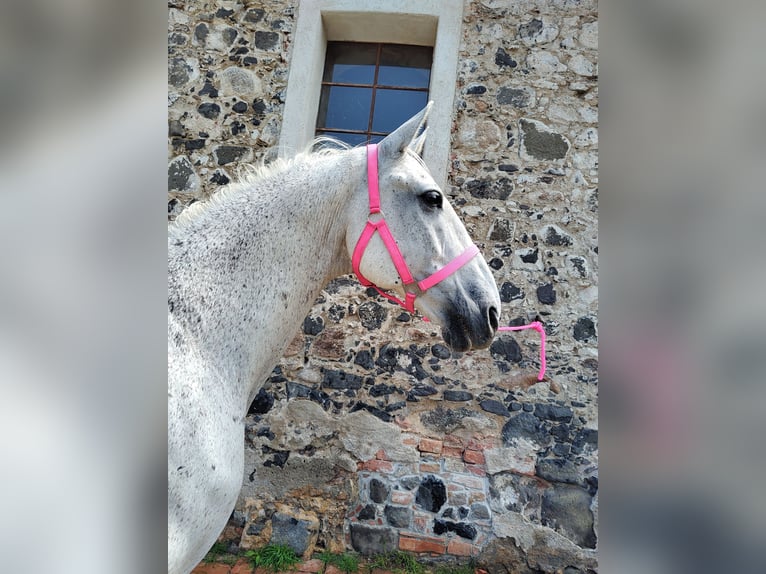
left=488, top=306, right=499, bottom=332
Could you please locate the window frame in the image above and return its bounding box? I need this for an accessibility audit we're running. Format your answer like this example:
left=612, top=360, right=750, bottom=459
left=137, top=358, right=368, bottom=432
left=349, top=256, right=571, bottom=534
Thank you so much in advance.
left=278, top=0, right=464, bottom=189
left=316, top=41, right=433, bottom=144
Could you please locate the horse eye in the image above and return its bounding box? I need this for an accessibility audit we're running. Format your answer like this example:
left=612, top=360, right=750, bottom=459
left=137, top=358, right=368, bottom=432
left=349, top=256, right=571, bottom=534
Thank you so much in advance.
left=420, top=190, right=443, bottom=209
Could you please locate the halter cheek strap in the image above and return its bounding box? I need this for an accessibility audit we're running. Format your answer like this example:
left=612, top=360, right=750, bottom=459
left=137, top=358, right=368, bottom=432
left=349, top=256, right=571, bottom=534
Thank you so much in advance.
left=351, top=144, right=480, bottom=314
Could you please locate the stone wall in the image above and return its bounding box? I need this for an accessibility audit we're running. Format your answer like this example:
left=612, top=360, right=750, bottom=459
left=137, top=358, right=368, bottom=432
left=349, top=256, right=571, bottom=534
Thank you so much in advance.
left=168, top=1, right=598, bottom=571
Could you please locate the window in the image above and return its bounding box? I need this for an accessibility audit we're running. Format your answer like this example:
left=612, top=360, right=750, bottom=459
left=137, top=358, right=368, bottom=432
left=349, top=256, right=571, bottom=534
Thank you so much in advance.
left=278, top=0, right=463, bottom=188
left=316, top=42, right=433, bottom=146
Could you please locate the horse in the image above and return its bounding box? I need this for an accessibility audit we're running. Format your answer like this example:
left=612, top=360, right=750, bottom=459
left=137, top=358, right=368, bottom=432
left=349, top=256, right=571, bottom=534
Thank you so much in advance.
left=167, top=103, right=501, bottom=574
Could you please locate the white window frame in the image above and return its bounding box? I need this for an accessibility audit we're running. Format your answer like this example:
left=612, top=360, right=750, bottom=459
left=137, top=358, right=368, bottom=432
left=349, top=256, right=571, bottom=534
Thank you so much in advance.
left=278, top=0, right=464, bottom=189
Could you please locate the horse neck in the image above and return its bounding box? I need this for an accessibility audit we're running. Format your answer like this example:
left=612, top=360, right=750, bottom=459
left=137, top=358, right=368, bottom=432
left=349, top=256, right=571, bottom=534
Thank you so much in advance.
left=169, top=149, right=363, bottom=412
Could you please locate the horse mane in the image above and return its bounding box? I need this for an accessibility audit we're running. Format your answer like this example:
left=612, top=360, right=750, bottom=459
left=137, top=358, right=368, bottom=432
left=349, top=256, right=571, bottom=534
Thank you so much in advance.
left=170, top=137, right=352, bottom=229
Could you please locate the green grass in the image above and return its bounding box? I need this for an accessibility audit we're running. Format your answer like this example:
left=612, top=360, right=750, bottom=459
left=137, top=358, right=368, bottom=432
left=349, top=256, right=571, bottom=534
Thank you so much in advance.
left=202, top=541, right=239, bottom=565
left=246, top=544, right=302, bottom=572
left=319, top=551, right=360, bottom=574
left=369, top=551, right=425, bottom=574
left=431, top=562, right=476, bottom=574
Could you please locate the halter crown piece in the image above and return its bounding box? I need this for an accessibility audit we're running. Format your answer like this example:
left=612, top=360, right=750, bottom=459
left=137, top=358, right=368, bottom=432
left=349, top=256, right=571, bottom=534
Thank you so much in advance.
left=352, top=144, right=546, bottom=381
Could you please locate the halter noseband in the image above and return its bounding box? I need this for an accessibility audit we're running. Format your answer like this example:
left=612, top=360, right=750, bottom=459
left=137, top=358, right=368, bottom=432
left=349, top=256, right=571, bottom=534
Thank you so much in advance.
left=351, top=143, right=480, bottom=315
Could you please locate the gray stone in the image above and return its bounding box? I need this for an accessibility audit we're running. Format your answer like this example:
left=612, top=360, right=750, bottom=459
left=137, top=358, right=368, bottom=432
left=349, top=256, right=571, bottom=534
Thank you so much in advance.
left=542, top=225, right=573, bottom=246
left=322, top=369, right=364, bottom=390
left=497, top=86, right=534, bottom=108
left=519, top=119, right=570, bottom=161
left=573, top=317, right=596, bottom=341
left=443, top=390, right=474, bottom=402
left=349, top=524, right=398, bottom=555
left=400, top=476, right=420, bottom=491
left=269, top=512, right=314, bottom=556
left=471, top=502, right=491, bottom=519
left=465, top=178, right=513, bottom=200
left=220, top=66, right=259, bottom=96
left=358, top=504, right=376, bottom=520
left=245, top=9, right=265, bottom=23
left=384, top=505, right=412, bottom=528
left=541, top=484, right=596, bottom=548
left=480, top=399, right=510, bottom=417
left=168, top=156, right=199, bottom=194
left=168, top=57, right=198, bottom=87
left=537, top=284, right=557, bottom=305
left=254, top=30, right=280, bottom=50
left=490, top=337, right=522, bottom=363
left=431, top=344, right=451, bottom=359
left=489, top=218, right=515, bottom=242
left=302, top=315, right=324, bottom=336
left=197, top=102, right=221, bottom=119
left=536, top=458, right=583, bottom=485
left=369, top=478, right=389, bottom=503
left=533, top=404, right=573, bottom=423
left=358, top=301, right=387, bottom=330
left=518, top=18, right=559, bottom=46
left=494, top=47, right=517, bottom=68
left=214, top=145, right=249, bottom=165
left=415, top=476, right=447, bottom=512
left=502, top=412, right=548, bottom=445
left=500, top=282, right=524, bottom=303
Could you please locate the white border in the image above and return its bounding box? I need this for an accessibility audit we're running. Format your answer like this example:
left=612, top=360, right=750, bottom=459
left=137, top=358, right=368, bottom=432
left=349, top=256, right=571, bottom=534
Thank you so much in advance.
left=278, top=0, right=464, bottom=189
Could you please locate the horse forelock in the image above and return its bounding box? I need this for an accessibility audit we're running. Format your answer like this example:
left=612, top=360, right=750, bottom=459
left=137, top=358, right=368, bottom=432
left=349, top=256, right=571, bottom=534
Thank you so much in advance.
left=170, top=137, right=353, bottom=229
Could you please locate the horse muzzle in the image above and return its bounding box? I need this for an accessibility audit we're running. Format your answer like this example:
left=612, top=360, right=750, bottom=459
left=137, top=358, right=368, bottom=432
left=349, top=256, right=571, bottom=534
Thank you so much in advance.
left=441, top=301, right=500, bottom=352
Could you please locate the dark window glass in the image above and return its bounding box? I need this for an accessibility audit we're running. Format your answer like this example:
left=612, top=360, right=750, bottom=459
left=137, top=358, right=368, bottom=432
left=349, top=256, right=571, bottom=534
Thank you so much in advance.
left=317, top=86, right=373, bottom=131
left=316, top=42, right=432, bottom=146
left=372, top=89, right=429, bottom=133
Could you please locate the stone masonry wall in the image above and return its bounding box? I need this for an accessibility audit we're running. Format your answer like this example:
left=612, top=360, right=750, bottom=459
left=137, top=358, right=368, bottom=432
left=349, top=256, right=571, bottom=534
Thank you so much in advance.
left=168, top=1, right=598, bottom=572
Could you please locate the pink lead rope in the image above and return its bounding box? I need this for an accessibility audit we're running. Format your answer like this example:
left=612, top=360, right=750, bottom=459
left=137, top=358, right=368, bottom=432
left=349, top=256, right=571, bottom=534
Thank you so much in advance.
left=352, top=144, right=547, bottom=382
left=498, top=322, right=547, bottom=381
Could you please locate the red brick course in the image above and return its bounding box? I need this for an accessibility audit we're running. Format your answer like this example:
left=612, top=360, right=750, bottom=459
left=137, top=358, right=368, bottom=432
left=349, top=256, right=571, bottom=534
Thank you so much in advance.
left=418, top=437, right=443, bottom=454
left=399, top=534, right=446, bottom=554
left=447, top=539, right=476, bottom=557
left=359, top=459, right=394, bottom=472
left=462, top=449, right=485, bottom=465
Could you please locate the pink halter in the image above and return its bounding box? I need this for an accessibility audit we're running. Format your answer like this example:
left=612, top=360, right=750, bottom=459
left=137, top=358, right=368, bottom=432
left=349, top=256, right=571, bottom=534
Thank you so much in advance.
left=351, top=144, right=480, bottom=314
left=352, top=143, right=547, bottom=381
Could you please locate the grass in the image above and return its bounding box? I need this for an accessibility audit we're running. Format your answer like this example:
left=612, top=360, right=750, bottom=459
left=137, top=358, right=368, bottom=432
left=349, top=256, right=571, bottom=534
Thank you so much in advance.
left=319, top=551, right=360, bottom=574
left=246, top=544, right=302, bottom=572
left=431, top=562, right=476, bottom=574
left=369, top=551, right=425, bottom=574
left=202, top=541, right=239, bottom=565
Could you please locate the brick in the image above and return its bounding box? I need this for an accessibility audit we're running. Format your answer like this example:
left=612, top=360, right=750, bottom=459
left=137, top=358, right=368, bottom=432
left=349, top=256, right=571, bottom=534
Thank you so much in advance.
left=402, top=435, right=420, bottom=446
left=375, top=448, right=389, bottom=460
left=361, top=459, right=394, bottom=472
left=418, top=438, right=443, bottom=454
left=399, top=534, right=446, bottom=554
left=466, top=437, right=497, bottom=451
left=442, top=446, right=464, bottom=458
left=462, top=449, right=485, bottom=465
left=451, top=474, right=484, bottom=489
left=419, top=462, right=440, bottom=473
left=191, top=564, right=232, bottom=574
left=298, top=560, right=323, bottom=573
left=447, top=539, right=476, bottom=557
left=391, top=490, right=414, bottom=505
left=230, top=563, right=254, bottom=574
left=443, top=434, right=465, bottom=448
left=466, top=464, right=487, bottom=477
left=468, top=491, right=486, bottom=503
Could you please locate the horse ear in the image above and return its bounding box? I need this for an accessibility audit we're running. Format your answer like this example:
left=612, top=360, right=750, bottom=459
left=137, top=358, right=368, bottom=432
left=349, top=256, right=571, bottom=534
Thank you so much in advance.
left=378, top=101, right=433, bottom=159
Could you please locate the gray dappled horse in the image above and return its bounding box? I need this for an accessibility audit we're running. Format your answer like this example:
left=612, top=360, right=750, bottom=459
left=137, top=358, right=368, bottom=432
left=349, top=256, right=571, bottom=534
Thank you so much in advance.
left=168, top=104, right=501, bottom=574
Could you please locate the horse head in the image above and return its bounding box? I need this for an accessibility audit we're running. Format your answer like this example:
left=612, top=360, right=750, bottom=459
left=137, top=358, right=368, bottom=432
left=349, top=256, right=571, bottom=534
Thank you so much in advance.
left=346, top=103, right=501, bottom=352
